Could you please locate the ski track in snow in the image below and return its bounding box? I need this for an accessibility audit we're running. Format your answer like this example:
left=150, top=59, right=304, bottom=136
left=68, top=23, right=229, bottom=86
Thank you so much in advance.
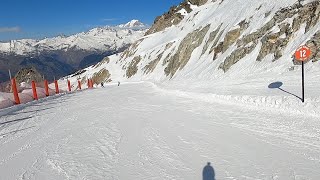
left=0, top=82, right=319, bottom=180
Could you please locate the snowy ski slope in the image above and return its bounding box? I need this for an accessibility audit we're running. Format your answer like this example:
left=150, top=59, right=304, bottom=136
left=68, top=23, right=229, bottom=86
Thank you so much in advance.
left=0, top=0, right=319, bottom=179
left=0, top=82, right=319, bottom=179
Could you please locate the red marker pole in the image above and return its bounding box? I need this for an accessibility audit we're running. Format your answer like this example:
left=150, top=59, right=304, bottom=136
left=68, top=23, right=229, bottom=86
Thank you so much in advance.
left=54, top=80, right=59, bottom=94
left=90, top=79, right=94, bottom=88
left=44, top=80, right=49, bottom=96
left=31, top=81, right=38, bottom=100
left=67, top=80, right=71, bottom=92
left=295, top=45, right=311, bottom=103
left=78, top=80, right=82, bottom=90
left=11, top=78, right=20, bottom=104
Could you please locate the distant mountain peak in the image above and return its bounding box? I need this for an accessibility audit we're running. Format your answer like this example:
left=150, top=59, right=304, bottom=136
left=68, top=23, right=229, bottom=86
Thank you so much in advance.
left=118, top=20, right=148, bottom=29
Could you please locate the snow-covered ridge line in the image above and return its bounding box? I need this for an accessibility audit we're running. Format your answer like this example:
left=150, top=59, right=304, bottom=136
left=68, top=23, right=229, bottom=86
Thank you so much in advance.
left=0, top=20, right=148, bottom=55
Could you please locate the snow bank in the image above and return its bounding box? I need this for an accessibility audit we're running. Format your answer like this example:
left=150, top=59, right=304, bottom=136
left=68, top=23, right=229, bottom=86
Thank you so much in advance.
left=148, top=82, right=320, bottom=118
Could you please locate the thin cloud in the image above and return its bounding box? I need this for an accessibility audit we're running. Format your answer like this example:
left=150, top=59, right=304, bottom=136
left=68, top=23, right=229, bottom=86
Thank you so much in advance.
left=0, top=27, right=21, bottom=33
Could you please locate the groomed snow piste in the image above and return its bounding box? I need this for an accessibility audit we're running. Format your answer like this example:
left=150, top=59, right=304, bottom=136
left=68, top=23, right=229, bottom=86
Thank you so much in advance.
left=0, top=82, right=319, bottom=179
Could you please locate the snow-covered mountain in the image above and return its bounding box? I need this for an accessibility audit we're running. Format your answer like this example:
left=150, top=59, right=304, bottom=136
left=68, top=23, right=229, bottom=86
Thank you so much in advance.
left=0, top=20, right=148, bottom=55
left=70, top=0, right=319, bottom=86
left=0, top=20, right=148, bottom=82
left=118, top=19, right=147, bottom=29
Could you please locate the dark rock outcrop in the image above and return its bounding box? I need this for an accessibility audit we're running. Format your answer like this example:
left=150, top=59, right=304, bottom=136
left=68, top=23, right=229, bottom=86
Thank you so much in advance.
left=92, top=68, right=112, bottom=84
left=145, top=0, right=208, bottom=35
left=126, top=56, right=141, bottom=78
left=14, top=67, right=43, bottom=84
left=218, top=1, right=319, bottom=72
left=164, top=25, right=210, bottom=77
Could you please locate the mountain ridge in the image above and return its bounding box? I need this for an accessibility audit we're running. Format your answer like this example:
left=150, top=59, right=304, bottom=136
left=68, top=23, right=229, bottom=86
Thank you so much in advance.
left=0, top=20, right=148, bottom=83
left=65, top=0, right=319, bottom=86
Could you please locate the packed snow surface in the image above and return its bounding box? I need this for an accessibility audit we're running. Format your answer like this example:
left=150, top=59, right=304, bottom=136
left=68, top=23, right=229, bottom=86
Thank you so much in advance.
left=0, top=82, right=319, bottom=179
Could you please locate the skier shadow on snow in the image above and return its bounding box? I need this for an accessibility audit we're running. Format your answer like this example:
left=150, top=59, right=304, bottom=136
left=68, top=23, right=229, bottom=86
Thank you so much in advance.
left=268, top=82, right=302, bottom=101
left=202, top=162, right=215, bottom=180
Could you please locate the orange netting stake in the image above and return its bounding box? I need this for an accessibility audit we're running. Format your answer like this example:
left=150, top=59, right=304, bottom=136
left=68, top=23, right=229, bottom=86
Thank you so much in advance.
left=11, top=78, right=20, bottom=104
left=54, top=80, right=59, bottom=94
left=68, top=80, right=71, bottom=92
left=90, top=79, right=94, bottom=88
left=31, top=81, right=38, bottom=100
left=78, top=80, right=82, bottom=90
left=44, top=80, right=49, bottom=96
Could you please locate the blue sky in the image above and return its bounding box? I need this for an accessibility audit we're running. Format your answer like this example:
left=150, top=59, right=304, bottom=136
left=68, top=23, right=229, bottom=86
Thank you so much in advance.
left=0, top=0, right=183, bottom=41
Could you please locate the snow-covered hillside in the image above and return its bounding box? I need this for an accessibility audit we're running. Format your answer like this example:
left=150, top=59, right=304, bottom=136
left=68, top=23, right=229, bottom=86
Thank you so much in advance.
left=70, top=0, right=319, bottom=83
left=0, top=20, right=148, bottom=55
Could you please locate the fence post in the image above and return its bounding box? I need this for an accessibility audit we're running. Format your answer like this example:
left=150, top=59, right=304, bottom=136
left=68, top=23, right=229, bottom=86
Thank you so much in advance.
left=11, top=78, right=20, bottom=104
left=90, top=79, right=94, bottom=88
left=54, top=80, right=59, bottom=94
left=31, top=81, right=38, bottom=100
left=78, top=80, right=82, bottom=90
left=44, top=80, right=49, bottom=96
left=68, top=80, right=71, bottom=92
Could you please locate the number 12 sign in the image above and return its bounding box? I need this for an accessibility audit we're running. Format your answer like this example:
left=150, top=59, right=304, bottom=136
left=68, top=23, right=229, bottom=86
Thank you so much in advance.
left=295, top=45, right=311, bottom=61
left=294, top=45, right=311, bottom=103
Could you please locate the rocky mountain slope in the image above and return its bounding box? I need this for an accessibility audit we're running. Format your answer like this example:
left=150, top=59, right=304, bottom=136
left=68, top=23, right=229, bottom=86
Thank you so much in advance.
left=68, top=0, right=319, bottom=86
left=0, top=20, right=148, bottom=82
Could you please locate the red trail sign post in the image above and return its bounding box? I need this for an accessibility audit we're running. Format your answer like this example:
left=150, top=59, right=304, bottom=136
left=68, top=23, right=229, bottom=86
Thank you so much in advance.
left=295, top=45, right=311, bottom=103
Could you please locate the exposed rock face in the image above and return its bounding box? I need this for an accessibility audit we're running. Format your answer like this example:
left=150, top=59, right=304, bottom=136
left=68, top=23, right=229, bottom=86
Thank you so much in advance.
left=94, top=57, right=110, bottom=68
left=14, top=67, right=43, bottom=84
left=92, top=68, right=111, bottom=84
left=126, top=56, right=141, bottom=78
left=188, top=0, right=208, bottom=6
left=210, top=30, right=224, bottom=56
left=145, top=8, right=185, bottom=36
left=164, top=25, right=210, bottom=77
left=144, top=53, right=163, bottom=74
left=119, top=40, right=143, bottom=61
left=307, top=31, right=320, bottom=62
left=219, top=41, right=257, bottom=72
left=202, top=24, right=222, bottom=55
left=218, top=1, right=319, bottom=72
left=257, top=23, right=292, bottom=61
left=145, top=0, right=208, bottom=35
left=212, top=21, right=249, bottom=61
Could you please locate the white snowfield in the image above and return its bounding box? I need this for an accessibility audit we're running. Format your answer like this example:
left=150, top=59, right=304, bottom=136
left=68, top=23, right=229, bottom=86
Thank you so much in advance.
left=0, top=82, right=319, bottom=180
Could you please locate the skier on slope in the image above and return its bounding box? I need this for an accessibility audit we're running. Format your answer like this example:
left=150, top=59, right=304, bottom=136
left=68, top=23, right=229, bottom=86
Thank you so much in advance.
left=101, top=82, right=104, bottom=88
left=118, top=81, right=120, bottom=86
